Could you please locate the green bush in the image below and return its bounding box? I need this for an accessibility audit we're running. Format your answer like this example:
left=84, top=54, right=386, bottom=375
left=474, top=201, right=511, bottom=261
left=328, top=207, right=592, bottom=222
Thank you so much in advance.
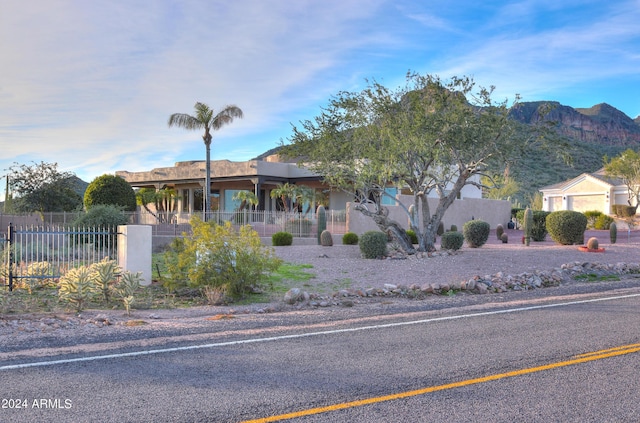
left=165, top=217, right=281, bottom=299
left=441, top=231, right=464, bottom=251
left=584, top=210, right=603, bottom=228
left=272, top=231, right=293, bottom=246
left=594, top=214, right=614, bottom=230
left=405, top=229, right=418, bottom=245
left=613, top=204, right=637, bottom=217
left=359, top=231, right=388, bottom=259
left=450, top=224, right=458, bottom=232
left=463, top=220, right=490, bottom=248
left=546, top=211, right=587, bottom=245
left=515, top=209, right=550, bottom=241
left=71, top=204, right=128, bottom=249
left=342, top=232, right=359, bottom=245
left=84, top=174, right=136, bottom=211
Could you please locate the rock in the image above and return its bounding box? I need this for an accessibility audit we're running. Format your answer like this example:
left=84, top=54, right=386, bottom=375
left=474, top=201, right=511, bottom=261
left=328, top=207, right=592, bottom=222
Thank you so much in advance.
left=284, top=288, right=306, bottom=304
left=384, top=283, right=398, bottom=290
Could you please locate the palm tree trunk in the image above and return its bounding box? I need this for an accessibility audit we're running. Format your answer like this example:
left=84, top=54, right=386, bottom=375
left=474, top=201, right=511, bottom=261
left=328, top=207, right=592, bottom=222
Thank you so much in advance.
left=205, top=142, right=211, bottom=221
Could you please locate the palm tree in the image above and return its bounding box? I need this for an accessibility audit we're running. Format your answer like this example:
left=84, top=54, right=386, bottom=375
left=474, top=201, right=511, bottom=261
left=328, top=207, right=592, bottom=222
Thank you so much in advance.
left=168, top=102, right=243, bottom=218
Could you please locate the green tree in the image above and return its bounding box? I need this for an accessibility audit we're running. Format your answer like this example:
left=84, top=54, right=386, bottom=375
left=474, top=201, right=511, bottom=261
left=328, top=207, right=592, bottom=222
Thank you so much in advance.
left=282, top=73, right=524, bottom=253
left=84, top=174, right=136, bottom=211
left=269, top=183, right=317, bottom=214
left=8, top=161, right=82, bottom=213
left=604, top=149, right=640, bottom=208
left=168, top=102, right=244, bottom=218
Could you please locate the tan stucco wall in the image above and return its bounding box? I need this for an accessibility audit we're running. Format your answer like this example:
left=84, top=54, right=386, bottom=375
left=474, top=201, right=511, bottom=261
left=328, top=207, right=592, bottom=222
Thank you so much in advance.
left=346, top=197, right=511, bottom=235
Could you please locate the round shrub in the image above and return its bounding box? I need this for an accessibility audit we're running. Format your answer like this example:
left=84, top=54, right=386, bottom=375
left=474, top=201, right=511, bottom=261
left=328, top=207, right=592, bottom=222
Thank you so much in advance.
left=342, top=232, right=359, bottom=245
left=272, top=231, right=293, bottom=246
left=441, top=231, right=464, bottom=251
left=546, top=210, right=587, bottom=245
left=450, top=224, right=458, bottom=232
left=516, top=210, right=550, bottom=242
left=405, top=229, right=418, bottom=245
left=594, top=214, right=614, bottom=230
left=463, top=220, right=490, bottom=248
left=84, top=174, right=136, bottom=211
left=359, top=231, right=388, bottom=259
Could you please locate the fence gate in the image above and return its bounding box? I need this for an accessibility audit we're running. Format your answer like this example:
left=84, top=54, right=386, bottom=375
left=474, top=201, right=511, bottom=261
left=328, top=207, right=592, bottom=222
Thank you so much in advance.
left=2, top=223, right=117, bottom=292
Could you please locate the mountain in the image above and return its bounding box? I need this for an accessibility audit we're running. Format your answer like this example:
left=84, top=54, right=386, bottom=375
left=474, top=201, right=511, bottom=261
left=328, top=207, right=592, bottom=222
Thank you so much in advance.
left=510, top=101, right=640, bottom=146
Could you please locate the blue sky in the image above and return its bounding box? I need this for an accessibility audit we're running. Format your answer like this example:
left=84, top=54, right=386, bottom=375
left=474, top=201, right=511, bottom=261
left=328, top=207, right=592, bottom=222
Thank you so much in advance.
left=1, top=0, right=639, bottom=199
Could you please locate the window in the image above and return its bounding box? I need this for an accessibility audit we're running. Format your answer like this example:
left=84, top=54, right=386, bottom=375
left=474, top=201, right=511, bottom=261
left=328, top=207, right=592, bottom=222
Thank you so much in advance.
left=381, top=187, right=398, bottom=206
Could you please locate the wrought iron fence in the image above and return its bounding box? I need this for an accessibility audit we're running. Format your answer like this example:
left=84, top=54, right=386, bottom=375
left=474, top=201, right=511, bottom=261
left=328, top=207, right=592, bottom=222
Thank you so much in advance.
left=33, top=210, right=348, bottom=238
left=1, top=223, right=117, bottom=292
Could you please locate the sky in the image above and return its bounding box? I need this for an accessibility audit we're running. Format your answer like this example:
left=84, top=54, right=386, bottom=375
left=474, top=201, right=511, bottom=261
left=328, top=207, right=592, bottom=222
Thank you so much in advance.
left=1, top=0, right=639, bottom=199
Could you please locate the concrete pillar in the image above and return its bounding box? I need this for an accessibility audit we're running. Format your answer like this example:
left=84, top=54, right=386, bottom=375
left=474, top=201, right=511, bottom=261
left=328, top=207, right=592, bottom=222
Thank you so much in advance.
left=117, top=225, right=152, bottom=286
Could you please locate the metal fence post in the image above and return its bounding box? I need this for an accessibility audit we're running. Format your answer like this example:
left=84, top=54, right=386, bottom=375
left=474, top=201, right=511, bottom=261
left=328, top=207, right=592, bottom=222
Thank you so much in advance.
left=8, top=222, right=14, bottom=292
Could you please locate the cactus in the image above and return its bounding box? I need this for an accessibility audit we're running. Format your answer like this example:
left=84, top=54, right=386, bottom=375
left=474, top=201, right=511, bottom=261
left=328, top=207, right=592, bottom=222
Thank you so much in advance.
left=610, top=222, right=617, bottom=244
left=320, top=230, right=333, bottom=246
left=437, top=221, right=445, bottom=236
left=523, top=207, right=533, bottom=246
left=408, top=204, right=416, bottom=228
left=496, top=224, right=504, bottom=240
left=450, top=224, right=458, bottom=232
left=316, top=205, right=326, bottom=245
left=501, top=233, right=508, bottom=243
left=586, top=237, right=599, bottom=250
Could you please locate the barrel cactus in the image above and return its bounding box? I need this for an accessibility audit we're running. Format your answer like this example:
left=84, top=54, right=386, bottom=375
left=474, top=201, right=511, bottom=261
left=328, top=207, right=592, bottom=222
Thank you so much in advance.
left=320, top=230, right=333, bottom=246
left=586, top=237, right=599, bottom=250
left=496, top=224, right=504, bottom=240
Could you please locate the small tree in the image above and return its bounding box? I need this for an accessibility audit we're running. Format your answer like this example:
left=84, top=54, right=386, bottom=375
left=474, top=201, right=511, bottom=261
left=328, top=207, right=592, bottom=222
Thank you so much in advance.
left=8, top=161, right=83, bottom=213
left=282, top=73, right=526, bottom=253
left=84, top=174, right=136, bottom=211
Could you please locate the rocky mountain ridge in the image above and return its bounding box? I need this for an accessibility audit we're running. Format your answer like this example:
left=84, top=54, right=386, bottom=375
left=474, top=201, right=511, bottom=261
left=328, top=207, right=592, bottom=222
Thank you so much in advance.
left=510, top=101, right=640, bottom=146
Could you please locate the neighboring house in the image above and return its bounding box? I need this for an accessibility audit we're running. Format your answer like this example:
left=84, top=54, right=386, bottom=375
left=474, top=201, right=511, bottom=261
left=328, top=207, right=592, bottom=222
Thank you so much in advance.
left=539, top=168, right=634, bottom=215
left=116, top=154, right=483, bottom=217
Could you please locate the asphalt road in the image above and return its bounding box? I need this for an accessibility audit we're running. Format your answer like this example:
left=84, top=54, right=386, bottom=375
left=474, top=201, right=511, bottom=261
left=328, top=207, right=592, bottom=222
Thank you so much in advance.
left=2, top=290, right=640, bottom=423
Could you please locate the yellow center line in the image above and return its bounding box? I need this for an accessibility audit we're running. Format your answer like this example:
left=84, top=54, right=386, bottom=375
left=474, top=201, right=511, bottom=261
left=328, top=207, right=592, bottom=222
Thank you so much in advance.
left=242, top=343, right=640, bottom=423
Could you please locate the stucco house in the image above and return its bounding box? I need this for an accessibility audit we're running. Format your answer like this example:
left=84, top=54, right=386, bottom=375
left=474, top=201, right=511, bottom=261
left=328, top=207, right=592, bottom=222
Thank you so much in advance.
left=116, top=155, right=483, bottom=215
left=539, top=168, right=635, bottom=215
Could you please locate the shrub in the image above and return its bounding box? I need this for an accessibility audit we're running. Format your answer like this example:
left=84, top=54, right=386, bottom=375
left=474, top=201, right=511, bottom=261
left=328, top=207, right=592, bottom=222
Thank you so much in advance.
left=320, top=230, right=333, bottom=246
left=586, top=237, right=599, bottom=250
left=515, top=209, right=550, bottom=241
left=546, top=210, right=588, bottom=245
left=594, top=214, right=614, bottom=230
left=285, top=218, right=312, bottom=237
left=441, top=231, right=464, bottom=251
left=496, top=224, right=504, bottom=240
left=584, top=210, right=603, bottom=228
left=359, top=231, right=388, bottom=259
left=437, top=221, right=445, bottom=236
left=531, top=211, right=550, bottom=241
left=450, top=224, right=458, bottom=232
left=342, top=232, right=359, bottom=245
left=84, top=174, right=136, bottom=211
left=614, top=204, right=637, bottom=217
left=71, top=204, right=128, bottom=249
left=166, top=217, right=281, bottom=299
left=272, top=231, right=293, bottom=246
left=463, top=220, right=490, bottom=248
left=58, top=266, right=97, bottom=312
left=405, top=229, right=418, bottom=245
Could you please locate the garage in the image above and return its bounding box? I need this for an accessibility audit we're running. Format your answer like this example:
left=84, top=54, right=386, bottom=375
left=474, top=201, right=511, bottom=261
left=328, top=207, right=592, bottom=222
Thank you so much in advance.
left=567, top=194, right=605, bottom=213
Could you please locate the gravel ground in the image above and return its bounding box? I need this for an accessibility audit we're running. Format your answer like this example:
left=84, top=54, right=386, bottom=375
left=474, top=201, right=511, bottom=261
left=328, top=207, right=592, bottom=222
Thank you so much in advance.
left=2, top=229, right=640, bottom=344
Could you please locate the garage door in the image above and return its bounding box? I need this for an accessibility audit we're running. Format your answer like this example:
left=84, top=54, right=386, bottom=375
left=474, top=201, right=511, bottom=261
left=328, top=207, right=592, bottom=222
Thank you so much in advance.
left=568, top=195, right=604, bottom=213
